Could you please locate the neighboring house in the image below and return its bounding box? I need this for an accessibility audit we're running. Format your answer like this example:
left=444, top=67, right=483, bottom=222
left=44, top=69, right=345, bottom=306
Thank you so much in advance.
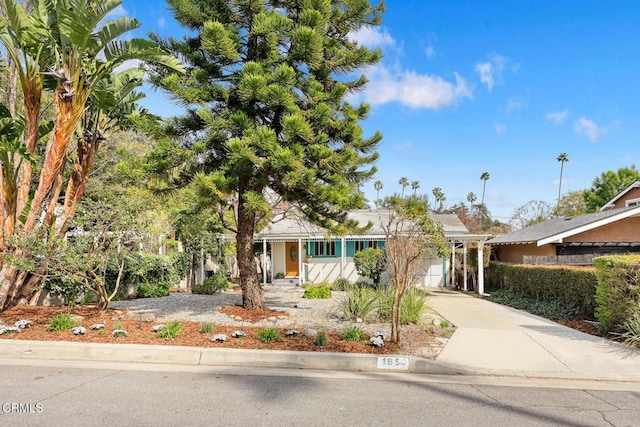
left=489, top=181, right=640, bottom=264
left=253, top=209, right=489, bottom=290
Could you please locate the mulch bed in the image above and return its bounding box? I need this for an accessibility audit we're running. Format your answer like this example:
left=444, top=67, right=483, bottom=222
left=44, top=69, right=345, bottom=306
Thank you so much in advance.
left=0, top=304, right=402, bottom=354
left=554, top=319, right=600, bottom=336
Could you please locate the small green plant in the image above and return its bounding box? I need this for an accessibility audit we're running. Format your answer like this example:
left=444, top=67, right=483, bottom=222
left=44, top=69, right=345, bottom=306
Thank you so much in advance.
left=440, top=320, right=450, bottom=329
left=158, top=321, right=183, bottom=340
left=341, top=326, right=366, bottom=342
left=48, top=314, right=76, bottom=331
left=256, top=327, right=281, bottom=343
left=274, top=272, right=285, bottom=280
left=332, top=278, right=351, bottom=291
left=315, top=332, right=328, bottom=346
left=200, top=322, right=214, bottom=334
left=303, top=282, right=332, bottom=299
left=114, top=322, right=123, bottom=330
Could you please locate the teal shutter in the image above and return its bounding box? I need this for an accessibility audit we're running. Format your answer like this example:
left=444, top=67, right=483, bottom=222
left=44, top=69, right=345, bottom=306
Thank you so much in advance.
left=346, top=241, right=355, bottom=257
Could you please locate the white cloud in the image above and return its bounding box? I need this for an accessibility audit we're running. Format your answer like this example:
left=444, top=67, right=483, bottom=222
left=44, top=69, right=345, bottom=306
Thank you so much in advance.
left=574, top=117, right=602, bottom=141
left=359, top=65, right=473, bottom=109
left=474, top=54, right=505, bottom=92
left=547, top=110, right=569, bottom=124
left=348, top=26, right=395, bottom=48
left=425, top=46, right=435, bottom=59
left=506, top=98, right=525, bottom=112
left=106, top=5, right=128, bottom=20
left=494, top=123, right=506, bottom=134
left=157, top=17, right=167, bottom=28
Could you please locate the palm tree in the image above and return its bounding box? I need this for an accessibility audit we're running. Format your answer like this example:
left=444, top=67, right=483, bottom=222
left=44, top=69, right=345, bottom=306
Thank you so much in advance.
left=374, top=180, right=383, bottom=202
left=432, top=187, right=445, bottom=212
left=411, top=180, right=420, bottom=195
left=480, top=172, right=490, bottom=206
left=399, top=177, right=408, bottom=197
left=467, top=192, right=477, bottom=206
left=556, top=153, right=569, bottom=209
left=0, top=0, right=184, bottom=310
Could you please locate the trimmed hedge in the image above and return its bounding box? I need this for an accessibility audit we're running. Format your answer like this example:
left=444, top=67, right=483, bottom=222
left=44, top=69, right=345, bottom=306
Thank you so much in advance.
left=485, top=262, right=597, bottom=316
left=593, top=255, right=640, bottom=334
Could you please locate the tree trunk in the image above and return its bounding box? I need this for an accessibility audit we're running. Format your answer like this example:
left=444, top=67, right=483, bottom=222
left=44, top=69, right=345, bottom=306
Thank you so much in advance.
left=236, top=192, right=263, bottom=310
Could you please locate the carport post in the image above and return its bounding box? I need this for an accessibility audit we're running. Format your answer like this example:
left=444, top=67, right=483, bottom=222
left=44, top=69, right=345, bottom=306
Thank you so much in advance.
left=450, top=242, right=455, bottom=288
left=262, top=239, right=267, bottom=285
left=477, top=241, right=485, bottom=295
left=463, top=242, right=468, bottom=291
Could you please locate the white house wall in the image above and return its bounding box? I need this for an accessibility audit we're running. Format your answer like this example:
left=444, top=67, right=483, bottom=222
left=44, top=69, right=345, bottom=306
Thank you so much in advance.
left=271, top=242, right=286, bottom=277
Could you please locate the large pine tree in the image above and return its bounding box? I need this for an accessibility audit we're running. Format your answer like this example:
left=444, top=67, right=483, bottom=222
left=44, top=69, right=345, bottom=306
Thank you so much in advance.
left=151, top=0, right=384, bottom=309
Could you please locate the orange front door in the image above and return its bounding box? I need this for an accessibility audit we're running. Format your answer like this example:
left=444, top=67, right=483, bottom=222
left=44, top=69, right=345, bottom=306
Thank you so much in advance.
left=285, top=242, right=299, bottom=277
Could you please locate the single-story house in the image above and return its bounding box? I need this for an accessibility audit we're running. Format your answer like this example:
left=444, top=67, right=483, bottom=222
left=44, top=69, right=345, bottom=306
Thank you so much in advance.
left=488, top=181, right=640, bottom=264
left=253, top=209, right=490, bottom=291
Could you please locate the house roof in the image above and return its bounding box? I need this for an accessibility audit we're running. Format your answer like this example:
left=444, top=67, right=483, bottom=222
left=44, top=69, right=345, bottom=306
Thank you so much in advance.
left=600, top=180, right=640, bottom=210
left=255, top=209, right=472, bottom=240
left=487, top=205, right=640, bottom=246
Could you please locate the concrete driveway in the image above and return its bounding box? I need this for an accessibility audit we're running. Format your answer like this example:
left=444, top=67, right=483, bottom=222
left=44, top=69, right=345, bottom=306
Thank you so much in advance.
left=429, top=288, right=640, bottom=381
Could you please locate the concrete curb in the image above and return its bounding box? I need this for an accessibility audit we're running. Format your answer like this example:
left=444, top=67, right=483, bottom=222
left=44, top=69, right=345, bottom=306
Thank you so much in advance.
left=0, top=339, right=461, bottom=375
left=2, top=339, right=640, bottom=383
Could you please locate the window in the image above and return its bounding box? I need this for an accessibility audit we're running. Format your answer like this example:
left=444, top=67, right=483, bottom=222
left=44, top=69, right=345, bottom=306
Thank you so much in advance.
left=626, top=198, right=640, bottom=207
left=354, top=240, right=379, bottom=253
left=314, top=241, right=336, bottom=257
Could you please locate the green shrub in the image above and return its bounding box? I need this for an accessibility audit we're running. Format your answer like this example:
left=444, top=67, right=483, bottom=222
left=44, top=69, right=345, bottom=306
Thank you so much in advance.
left=274, top=272, right=284, bottom=280
left=46, top=276, right=85, bottom=306
left=341, top=326, right=366, bottom=342
left=353, top=247, right=386, bottom=286
left=593, top=255, right=640, bottom=334
left=158, top=321, right=182, bottom=340
left=332, top=278, right=351, bottom=291
left=138, top=280, right=171, bottom=298
left=114, top=322, right=123, bottom=330
left=49, top=314, right=76, bottom=331
left=192, top=274, right=232, bottom=295
left=200, top=322, right=214, bottom=334
left=486, top=262, right=597, bottom=316
left=487, top=289, right=582, bottom=320
left=339, top=286, right=378, bottom=320
left=256, top=328, right=281, bottom=343
left=315, top=332, right=327, bottom=346
left=303, top=282, right=332, bottom=299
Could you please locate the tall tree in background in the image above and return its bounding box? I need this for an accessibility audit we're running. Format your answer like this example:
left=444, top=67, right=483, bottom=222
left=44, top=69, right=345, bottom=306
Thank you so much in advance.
left=411, top=180, right=419, bottom=195
left=432, top=187, right=445, bottom=212
left=480, top=171, right=490, bottom=206
left=583, top=166, right=640, bottom=212
left=556, top=152, right=568, bottom=209
left=150, top=0, right=384, bottom=310
left=374, top=180, right=383, bottom=202
left=398, top=176, right=408, bottom=197
left=0, top=0, right=183, bottom=310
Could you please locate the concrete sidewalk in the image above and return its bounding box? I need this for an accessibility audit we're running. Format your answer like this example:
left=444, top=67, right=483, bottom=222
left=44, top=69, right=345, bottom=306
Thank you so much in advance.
left=429, top=288, right=640, bottom=381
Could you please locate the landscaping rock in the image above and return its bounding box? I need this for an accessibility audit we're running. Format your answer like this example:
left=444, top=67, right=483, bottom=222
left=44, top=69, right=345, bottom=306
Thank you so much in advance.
left=432, top=318, right=441, bottom=327
left=112, top=329, right=128, bottom=337
left=231, top=331, right=246, bottom=338
left=69, top=314, right=84, bottom=323
left=90, top=324, right=105, bottom=330
left=285, top=329, right=300, bottom=337
left=0, top=326, right=19, bottom=335
left=126, top=312, right=156, bottom=322
left=304, top=328, right=317, bottom=338
left=211, top=334, right=228, bottom=343
left=277, top=315, right=288, bottom=320
left=355, top=317, right=363, bottom=323
left=152, top=324, right=166, bottom=332
left=370, top=336, right=384, bottom=347
left=373, top=330, right=387, bottom=339
left=72, top=326, right=86, bottom=335
left=14, top=319, right=33, bottom=329
left=267, top=316, right=277, bottom=322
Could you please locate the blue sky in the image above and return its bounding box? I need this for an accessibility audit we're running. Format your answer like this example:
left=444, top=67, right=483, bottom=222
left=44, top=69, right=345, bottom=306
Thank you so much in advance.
left=120, top=0, right=640, bottom=222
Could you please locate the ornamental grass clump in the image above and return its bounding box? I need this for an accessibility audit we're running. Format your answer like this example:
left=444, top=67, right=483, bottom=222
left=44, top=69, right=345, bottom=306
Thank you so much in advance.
left=158, top=321, right=182, bottom=340
left=256, top=327, right=281, bottom=343
left=339, top=287, right=377, bottom=320
left=341, top=326, right=366, bottom=342
left=49, top=314, right=76, bottom=331
left=200, top=322, right=214, bottom=334
left=314, top=332, right=328, bottom=346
